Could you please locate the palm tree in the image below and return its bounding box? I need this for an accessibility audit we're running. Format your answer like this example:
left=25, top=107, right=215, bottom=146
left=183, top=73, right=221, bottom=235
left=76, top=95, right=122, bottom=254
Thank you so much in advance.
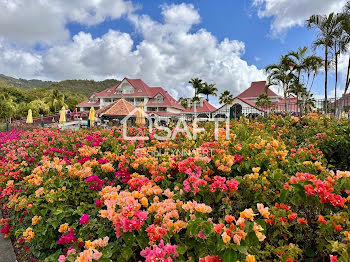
left=266, top=55, right=295, bottom=112
left=179, top=97, right=188, bottom=109
left=199, top=83, right=218, bottom=101
left=288, top=46, right=308, bottom=113
left=45, top=89, right=65, bottom=113
left=307, top=12, right=343, bottom=113
left=188, top=78, right=203, bottom=98
left=256, top=93, right=272, bottom=109
left=303, top=55, right=324, bottom=93
left=219, top=90, right=234, bottom=105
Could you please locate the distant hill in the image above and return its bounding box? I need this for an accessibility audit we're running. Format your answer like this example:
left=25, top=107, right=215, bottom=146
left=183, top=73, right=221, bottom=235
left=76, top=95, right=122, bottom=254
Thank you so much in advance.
left=0, top=74, right=120, bottom=97
left=0, top=74, right=53, bottom=89
left=47, top=79, right=120, bottom=97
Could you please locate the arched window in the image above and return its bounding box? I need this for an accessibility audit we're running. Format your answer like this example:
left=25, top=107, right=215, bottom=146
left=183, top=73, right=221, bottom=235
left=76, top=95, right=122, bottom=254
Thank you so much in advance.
left=230, top=104, right=242, bottom=119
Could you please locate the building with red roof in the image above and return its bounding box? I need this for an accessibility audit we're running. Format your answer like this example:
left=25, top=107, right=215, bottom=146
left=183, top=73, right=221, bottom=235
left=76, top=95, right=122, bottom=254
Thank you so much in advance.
left=237, top=81, right=280, bottom=104
left=78, top=77, right=185, bottom=119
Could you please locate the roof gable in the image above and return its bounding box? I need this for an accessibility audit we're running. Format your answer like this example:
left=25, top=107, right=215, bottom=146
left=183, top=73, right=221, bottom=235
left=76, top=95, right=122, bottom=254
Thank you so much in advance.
left=97, top=98, right=136, bottom=117
left=183, top=100, right=217, bottom=113
left=237, top=81, right=278, bottom=98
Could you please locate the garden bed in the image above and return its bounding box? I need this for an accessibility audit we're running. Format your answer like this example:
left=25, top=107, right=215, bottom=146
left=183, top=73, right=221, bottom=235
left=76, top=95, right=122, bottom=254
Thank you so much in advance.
left=0, top=113, right=349, bottom=262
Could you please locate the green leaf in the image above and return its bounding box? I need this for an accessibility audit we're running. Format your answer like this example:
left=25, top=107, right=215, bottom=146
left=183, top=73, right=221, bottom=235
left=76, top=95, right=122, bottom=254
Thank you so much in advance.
left=177, top=244, right=187, bottom=255
left=223, top=249, right=238, bottom=262
left=122, top=232, right=134, bottom=245
left=246, top=232, right=259, bottom=246
left=121, top=247, right=133, bottom=260
left=279, top=189, right=289, bottom=203
left=236, top=245, right=248, bottom=254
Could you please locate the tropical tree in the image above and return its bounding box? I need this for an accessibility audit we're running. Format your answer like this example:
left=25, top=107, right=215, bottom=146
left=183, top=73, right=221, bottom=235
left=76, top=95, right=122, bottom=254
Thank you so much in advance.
left=307, top=12, right=344, bottom=113
left=0, top=93, right=17, bottom=122
left=303, top=55, right=324, bottom=93
left=44, top=89, right=66, bottom=113
left=265, top=55, right=296, bottom=112
left=179, top=97, right=188, bottom=109
left=199, top=83, right=218, bottom=101
left=25, top=100, right=50, bottom=117
left=256, top=93, right=272, bottom=109
left=188, top=78, right=203, bottom=98
left=219, top=90, right=234, bottom=105
left=338, top=3, right=350, bottom=113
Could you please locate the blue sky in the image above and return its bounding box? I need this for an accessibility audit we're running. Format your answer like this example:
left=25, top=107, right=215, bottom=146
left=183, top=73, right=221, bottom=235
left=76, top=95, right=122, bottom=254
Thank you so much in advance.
left=0, top=0, right=347, bottom=102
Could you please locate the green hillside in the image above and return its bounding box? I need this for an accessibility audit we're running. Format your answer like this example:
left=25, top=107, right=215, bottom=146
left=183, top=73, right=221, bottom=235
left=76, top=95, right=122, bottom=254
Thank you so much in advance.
left=0, top=74, right=120, bottom=97
left=47, top=79, right=120, bottom=97
left=0, top=74, right=53, bottom=89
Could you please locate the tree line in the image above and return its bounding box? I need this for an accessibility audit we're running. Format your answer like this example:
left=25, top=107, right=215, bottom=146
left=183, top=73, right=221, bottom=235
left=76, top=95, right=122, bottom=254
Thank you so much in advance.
left=0, top=86, right=86, bottom=122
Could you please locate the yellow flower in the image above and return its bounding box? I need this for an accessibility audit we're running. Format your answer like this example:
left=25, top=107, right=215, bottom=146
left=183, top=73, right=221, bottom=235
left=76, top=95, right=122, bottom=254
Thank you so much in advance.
left=23, top=227, right=35, bottom=242
left=222, top=232, right=231, bottom=243
left=240, top=208, right=256, bottom=221
left=245, top=255, right=256, bottom=262
left=140, top=197, right=148, bottom=207
left=31, top=216, right=41, bottom=226
left=58, top=223, right=69, bottom=233
left=252, top=167, right=260, bottom=173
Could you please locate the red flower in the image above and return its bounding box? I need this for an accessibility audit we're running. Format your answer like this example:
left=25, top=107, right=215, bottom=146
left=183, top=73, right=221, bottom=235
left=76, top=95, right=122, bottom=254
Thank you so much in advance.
left=297, top=218, right=307, bottom=224
left=317, top=215, right=327, bottom=224
left=330, top=255, right=338, bottom=262
left=332, top=222, right=342, bottom=232
left=288, top=213, right=297, bottom=222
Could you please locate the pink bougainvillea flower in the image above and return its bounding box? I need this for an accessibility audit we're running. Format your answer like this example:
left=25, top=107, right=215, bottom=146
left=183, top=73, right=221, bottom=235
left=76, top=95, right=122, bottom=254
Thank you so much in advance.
left=79, top=214, right=89, bottom=225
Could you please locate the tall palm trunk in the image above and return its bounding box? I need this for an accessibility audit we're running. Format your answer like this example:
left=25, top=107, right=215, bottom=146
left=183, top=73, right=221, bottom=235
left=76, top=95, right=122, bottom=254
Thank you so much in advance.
left=335, top=50, right=338, bottom=116
left=339, top=54, right=350, bottom=115
left=324, top=45, right=328, bottom=114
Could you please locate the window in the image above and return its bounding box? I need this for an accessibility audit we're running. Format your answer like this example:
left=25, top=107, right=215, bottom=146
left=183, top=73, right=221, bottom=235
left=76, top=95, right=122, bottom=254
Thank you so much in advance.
left=138, top=89, right=142, bottom=92
left=148, top=107, right=157, bottom=112
left=158, top=107, right=167, bottom=112
left=155, top=94, right=164, bottom=103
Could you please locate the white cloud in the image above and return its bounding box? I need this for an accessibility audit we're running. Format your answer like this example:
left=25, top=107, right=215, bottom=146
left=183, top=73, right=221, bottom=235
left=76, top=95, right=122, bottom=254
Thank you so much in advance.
left=253, top=0, right=347, bottom=37
left=0, top=0, right=134, bottom=44
left=40, top=4, right=265, bottom=98
left=0, top=39, right=42, bottom=79
left=0, top=2, right=266, bottom=99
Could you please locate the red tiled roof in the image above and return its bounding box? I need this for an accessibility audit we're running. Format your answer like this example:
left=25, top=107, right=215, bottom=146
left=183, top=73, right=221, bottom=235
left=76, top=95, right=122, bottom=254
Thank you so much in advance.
left=147, top=87, right=185, bottom=110
left=92, top=77, right=184, bottom=109
left=94, top=78, right=154, bottom=97
left=98, top=98, right=136, bottom=117
left=235, top=97, right=264, bottom=112
left=183, top=100, right=217, bottom=113
left=237, top=81, right=278, bottom=98
left=77, top=99, right=100, bottom=107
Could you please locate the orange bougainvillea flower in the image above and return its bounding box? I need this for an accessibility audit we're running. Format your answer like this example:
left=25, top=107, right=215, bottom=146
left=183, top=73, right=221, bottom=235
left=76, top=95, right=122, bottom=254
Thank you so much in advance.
left=317, top=215, right=327, bottom=224
left=297, top=218, right=307, bottom=225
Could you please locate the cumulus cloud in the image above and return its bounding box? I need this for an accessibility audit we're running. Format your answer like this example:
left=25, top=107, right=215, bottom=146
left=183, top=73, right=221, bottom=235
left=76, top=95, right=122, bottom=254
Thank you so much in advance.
left=40, top=3, right=265, bottom=98
left=253, top=0, right=347, bottom=37
left=0, top=39, right=42, bottom=79
left=0, top=2, right=266, bottom=99
left=0, top=0, right=134, bottom=44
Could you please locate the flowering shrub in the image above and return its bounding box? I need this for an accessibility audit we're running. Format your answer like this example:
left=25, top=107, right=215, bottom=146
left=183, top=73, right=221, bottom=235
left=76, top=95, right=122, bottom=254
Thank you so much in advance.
left=0, top=114, right=349, bottom=261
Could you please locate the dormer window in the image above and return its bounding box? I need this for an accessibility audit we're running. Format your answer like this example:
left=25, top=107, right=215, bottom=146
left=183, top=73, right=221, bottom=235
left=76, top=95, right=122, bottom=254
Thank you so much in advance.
left=155, top=94, right=164, bottom=103
left=107, top=89, right=111, bottom=93
left=138, top=89, right=142, bottom=92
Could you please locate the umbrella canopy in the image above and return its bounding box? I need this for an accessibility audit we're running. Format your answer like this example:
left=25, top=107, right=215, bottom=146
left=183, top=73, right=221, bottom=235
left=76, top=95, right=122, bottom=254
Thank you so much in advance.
left=136, top=103, right=146, bottom=125
left=88, top=107, right=95, bottom=127
left=59, top=106, right=66, bottom=124
left=26, top=109, right=33, bottom=124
